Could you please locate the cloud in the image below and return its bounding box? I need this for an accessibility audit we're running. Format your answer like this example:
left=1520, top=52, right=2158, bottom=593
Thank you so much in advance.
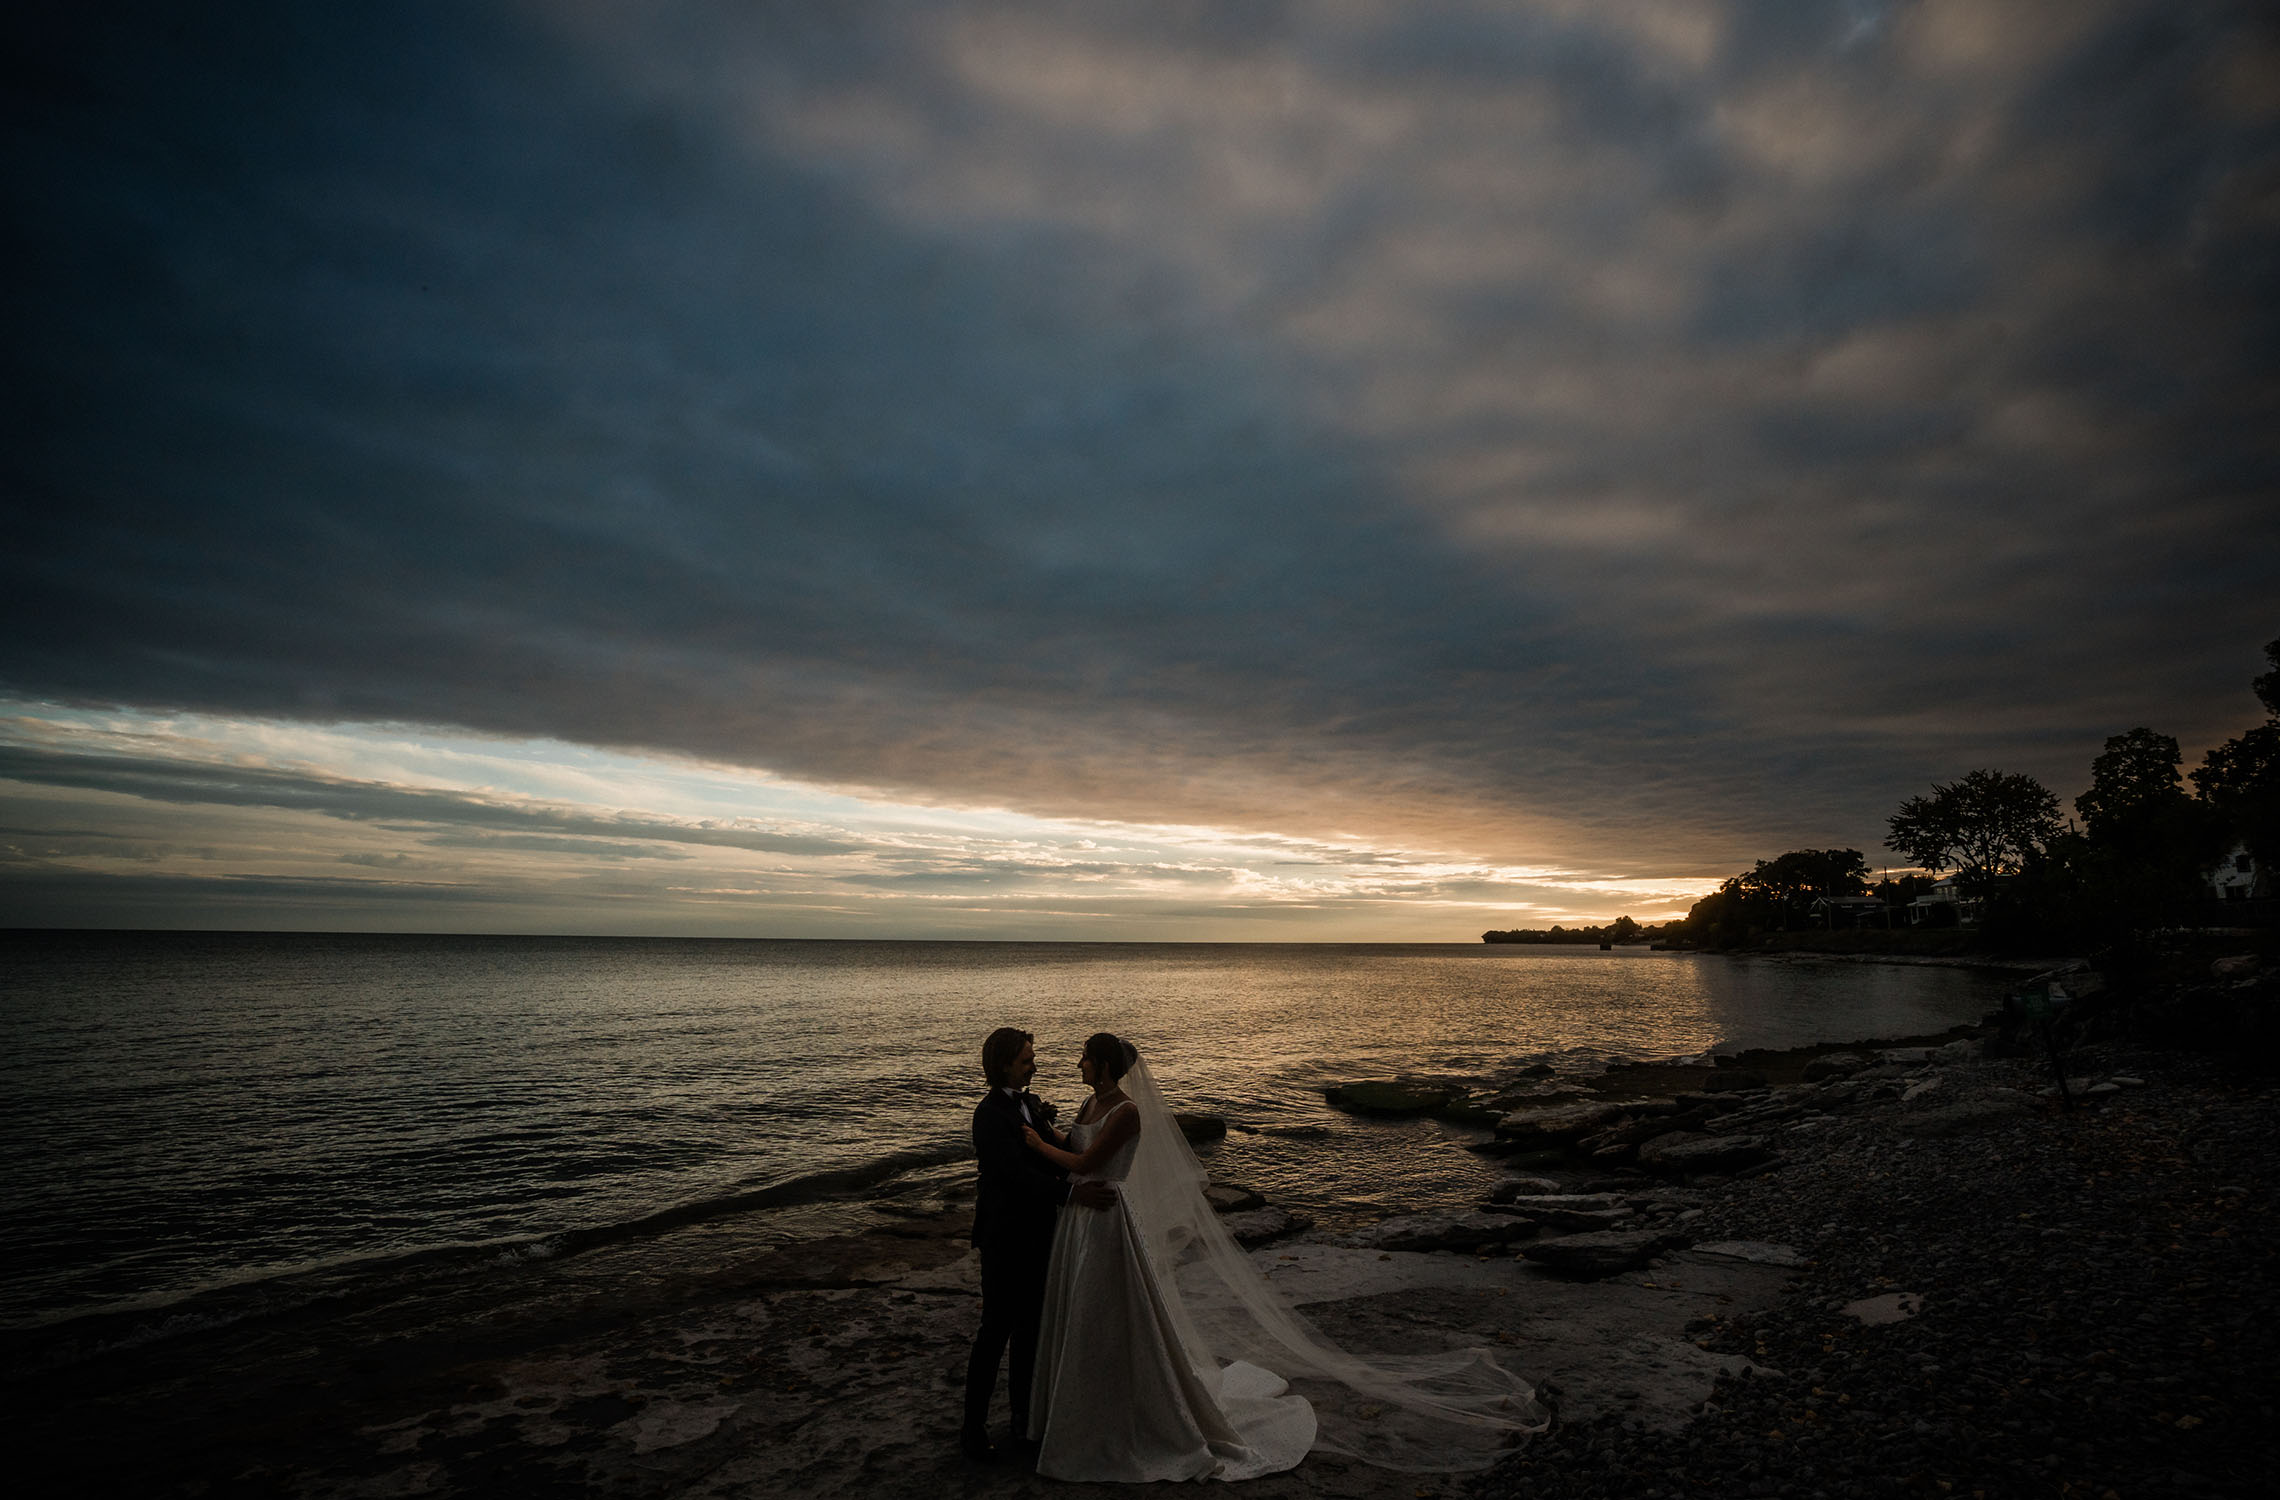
left=2, top=0, right=2275, bottom=912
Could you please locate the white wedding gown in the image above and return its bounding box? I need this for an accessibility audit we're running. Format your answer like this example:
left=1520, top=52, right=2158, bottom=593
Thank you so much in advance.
left=1024, top=1057, right=1542, bottom=1479
left=1027, top=1101, right=1317, bottom=1481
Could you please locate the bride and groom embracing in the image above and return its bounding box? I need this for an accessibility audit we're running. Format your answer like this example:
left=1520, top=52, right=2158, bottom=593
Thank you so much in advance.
left=961, top=1026, right=1546, bottom=1482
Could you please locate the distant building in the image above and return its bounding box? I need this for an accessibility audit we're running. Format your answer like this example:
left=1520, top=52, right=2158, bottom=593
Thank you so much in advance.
left=1811, top=895, right=1893, bottom=929
left=2210, top=843, right=2267, bottom=902
left=1906, top=876, right=1983, bottom=928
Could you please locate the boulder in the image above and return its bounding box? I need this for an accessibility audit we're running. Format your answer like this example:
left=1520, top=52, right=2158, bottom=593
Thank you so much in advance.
left=1493, top=1101, right=1630, bottom=1147
left=1204, top=1182, right=1265, bottom=1213
left=1700, top=1069, right=1770, bottom=1093
left=1222, top=1207, right=1311, bottom=1247
left=1175, top=1112, right=1228, bottom=1143
left=1878, top=1047, right=1936, bottom=1066
left=1485, top=1176, right=1566, bottom=1203
left=1934, top=1037, right=1981, bottom=1062
left=1324, top=1081, right=1454, bottom=1117
left=1519, top=1229, right=1679, bottom=1279
left=1635, top=1132, right=1773, bottom=1175
left=1340, top=1211, right=1539, bottom=1253
left=1803, top=1052, right=1868, bottom=1082
left=1897, top=1100, right=2032, bottom=1137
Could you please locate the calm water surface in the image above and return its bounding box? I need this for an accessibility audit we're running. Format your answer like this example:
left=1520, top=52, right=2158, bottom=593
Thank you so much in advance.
left=0, top=932, right=2009, bottom=1333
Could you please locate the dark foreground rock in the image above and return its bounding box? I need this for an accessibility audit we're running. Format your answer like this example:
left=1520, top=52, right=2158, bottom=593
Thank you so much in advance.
left=1518, top=1230, right=1681, bottom=1279
left=1324, top=1080, right=1454, bottom=1116
left=1473, top=1046, right=2280, bottom=1500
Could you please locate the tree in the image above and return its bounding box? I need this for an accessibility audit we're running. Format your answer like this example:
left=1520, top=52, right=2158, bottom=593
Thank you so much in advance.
left=1885, top=770, right=2062, bottom=895
left=2191, top=636, right=2280, bottom=869
left=2065, top=728, right=2226, bottom=934
left=2075, top=728, right=2188, bottom=841
left=1730, top=849, right=1870, bottom=929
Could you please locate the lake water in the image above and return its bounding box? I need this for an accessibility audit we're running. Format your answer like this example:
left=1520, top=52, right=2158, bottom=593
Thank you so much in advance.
left=0, top=932, right=2009, bottom=1341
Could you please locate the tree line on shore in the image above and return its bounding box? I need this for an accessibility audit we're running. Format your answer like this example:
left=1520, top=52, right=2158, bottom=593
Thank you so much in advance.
left=1486, top=634, right=2280, bottom=952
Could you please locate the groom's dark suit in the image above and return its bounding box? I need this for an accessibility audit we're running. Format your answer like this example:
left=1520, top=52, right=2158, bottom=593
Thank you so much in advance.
left=962, top=1087, right=1069, bottom=1444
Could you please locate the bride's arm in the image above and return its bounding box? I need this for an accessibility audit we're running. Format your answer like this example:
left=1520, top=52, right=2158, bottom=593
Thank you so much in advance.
left=1022, top=1104, right=1139, bottom=1173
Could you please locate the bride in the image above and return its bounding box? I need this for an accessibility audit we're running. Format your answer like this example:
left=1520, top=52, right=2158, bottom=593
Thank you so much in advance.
left=1021, top=1033, right=1542, bottom=1482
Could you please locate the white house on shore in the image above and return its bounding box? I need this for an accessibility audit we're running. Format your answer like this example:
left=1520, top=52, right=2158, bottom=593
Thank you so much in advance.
left=2210, top=843, right=2266, bottom=902
left=1906, top=876, right=1984, bottom=927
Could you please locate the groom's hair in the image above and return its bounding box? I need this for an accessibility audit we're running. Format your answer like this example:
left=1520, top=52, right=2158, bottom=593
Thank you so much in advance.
left=981, top=1027, right=1032, bottom=1088
left=1082, top=1031, right=1132, bottom=1083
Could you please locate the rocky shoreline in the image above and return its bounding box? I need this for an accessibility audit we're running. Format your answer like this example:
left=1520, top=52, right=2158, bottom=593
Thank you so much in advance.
left=9, top=992, right=2273, bottom=1499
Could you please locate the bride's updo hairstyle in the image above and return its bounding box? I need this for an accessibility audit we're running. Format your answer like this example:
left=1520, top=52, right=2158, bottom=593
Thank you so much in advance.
left=1082, top=1031, right=1134, bottom=1083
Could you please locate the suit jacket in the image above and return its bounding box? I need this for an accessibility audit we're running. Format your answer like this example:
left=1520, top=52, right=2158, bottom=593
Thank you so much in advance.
left=971, top=1089, right=1069, bottom=1253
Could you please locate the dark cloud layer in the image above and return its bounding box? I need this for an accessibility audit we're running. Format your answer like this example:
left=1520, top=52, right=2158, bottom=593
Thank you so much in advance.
left=5, top=0, right=2277, bottom=882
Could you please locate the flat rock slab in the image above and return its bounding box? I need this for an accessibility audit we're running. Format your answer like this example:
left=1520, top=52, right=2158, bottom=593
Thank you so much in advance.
left=1844, top=1291, right=1924, bottom=1325
left=1495, top=1194, right=1641, bottom=1221
left=1636, top=1133, right=1772, bottom=1174
left=1690, top=1240, right=1806, bottom=1268
left=1519, top=1230, right=1677, bottom=1279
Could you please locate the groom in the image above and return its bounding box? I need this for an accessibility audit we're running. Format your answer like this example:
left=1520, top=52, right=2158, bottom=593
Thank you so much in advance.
left=961, top=1027, right=1112, bottom=1462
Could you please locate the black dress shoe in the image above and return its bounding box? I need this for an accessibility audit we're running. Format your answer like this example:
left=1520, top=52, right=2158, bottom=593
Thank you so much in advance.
left=959, top=1429, right=999, bottom=1463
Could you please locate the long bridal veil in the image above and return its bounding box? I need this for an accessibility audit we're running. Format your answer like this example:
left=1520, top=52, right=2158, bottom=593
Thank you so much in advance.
left=1116, top=1050, right=1547, bottom=1471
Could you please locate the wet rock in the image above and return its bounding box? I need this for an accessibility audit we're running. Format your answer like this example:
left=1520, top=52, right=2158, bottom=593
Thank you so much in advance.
left=1804, top=1052, right=1869, bottom=1082
left=1519, top=1229, right=1681, bottom=1279
left=1174, top=1112, right=1227, bottom=1143
left=1220, top=1206, right=1311, bottom=1247
left=1323, top=1080, right=1453, bottom=1116
left=1203, top=1182, right=1264, bottom=1213
left=1636, top=1132, right=1773, bottom=1175
left=1494, top=1101, right=1631, bottom=1146
left=1487, top=1175, right=1566, bottom=1201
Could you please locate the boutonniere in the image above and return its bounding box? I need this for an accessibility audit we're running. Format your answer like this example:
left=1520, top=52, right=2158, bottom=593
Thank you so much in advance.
left=1024, top=1092, right=1058, bottom=1126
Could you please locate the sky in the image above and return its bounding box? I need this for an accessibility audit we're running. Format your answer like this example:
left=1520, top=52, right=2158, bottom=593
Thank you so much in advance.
left=3, top=0, right=2276, bottom=940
